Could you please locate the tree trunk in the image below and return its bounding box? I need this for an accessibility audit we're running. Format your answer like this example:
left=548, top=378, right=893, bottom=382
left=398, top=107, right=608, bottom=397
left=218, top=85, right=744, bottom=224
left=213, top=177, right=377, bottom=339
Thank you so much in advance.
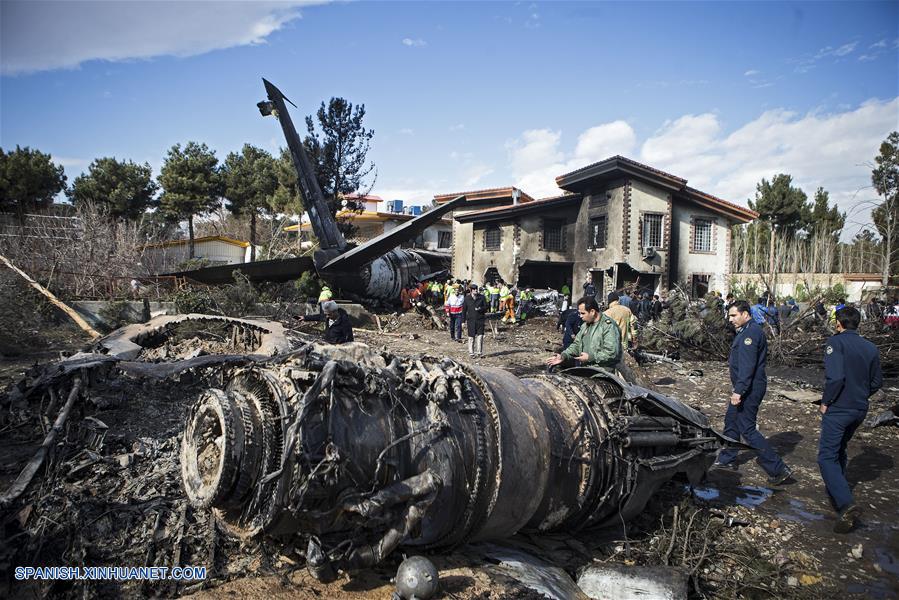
left=188, top=215, right=195, bottom=259
left=768, top=223, right=777, bottom=294
left=250, top=211, right=257, bottom=262
left=883, top=198, right=893, bottom=289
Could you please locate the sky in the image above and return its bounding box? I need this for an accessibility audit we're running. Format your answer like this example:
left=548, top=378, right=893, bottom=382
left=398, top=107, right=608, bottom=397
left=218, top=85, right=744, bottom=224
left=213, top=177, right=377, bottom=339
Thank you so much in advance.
left=1, top=1, right=897, bottom=239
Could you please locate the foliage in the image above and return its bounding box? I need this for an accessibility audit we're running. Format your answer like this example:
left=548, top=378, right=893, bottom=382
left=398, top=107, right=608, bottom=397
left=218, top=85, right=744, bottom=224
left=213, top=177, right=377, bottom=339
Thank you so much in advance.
left=177, top=257, right=212, bottom=271
left=97, top=299, right=137, bottom=330
left=272, top=147, right=303, bottom=215
left=729, top=279, right=761, bottom=302
left=749, top=173, right=810, bottom=237
left=222, top=144, right=278, bottom=262
left=640, top=288, right=732, bottom=359
left=871, top=131, right=899, bottom=277
left=294, top=271, right=322, bottom=300
left=303, top=97, right=376, bottom=237
left=170, top=285, right=215, bottom=315
left=0, top=146, right=67, bottom=220
left=68, top=157, right=158, bottom=221
left=807, top=187, right=845, bottom=239
left=158, top=142, right=222, bottom=257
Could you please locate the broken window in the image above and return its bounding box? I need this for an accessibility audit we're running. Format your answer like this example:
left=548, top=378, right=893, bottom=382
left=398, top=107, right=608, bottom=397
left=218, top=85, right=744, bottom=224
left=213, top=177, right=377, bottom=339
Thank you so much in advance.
left=484, top=226, right=501, bottom=250
left=693, top=218, right=712, bottom=252
left=642, top=213, right=663, bottom=248
left=589, top=216, right=607, bottom=249
left=691, top=274, right=710, bottom=298
left=543, top=219, right=564, bottom=251
left=437, top=231, right=452, bottom=249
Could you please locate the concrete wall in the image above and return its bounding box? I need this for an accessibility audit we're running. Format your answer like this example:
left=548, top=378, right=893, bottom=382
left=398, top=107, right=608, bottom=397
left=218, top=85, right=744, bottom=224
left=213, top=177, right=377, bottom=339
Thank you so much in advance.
left=73, top=300, right=177, bottom=329
left=729, top=272, right=884, bottom=302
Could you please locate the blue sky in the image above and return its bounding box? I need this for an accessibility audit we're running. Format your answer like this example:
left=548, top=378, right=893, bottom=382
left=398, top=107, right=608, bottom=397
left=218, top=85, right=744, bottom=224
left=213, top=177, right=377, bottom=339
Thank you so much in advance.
left=1, top=1, right=897, bottom=237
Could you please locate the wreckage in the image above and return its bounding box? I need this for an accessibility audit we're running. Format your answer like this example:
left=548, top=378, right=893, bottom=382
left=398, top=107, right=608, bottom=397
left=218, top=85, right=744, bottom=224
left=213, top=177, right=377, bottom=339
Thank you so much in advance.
left=258, top=79, right=464, bottom=301
left=171, top=318, right=733, bottom=580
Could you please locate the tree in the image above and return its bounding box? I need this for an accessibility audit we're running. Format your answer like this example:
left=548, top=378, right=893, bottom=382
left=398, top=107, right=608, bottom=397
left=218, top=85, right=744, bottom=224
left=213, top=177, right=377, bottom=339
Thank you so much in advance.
left=807, top=187, right=845, bottom=239
left=222, top=144, right=278, bottom=262
left=749, top=174, right=809, bottom=278
left=872, top=131, right=899, bottom=287
left=303, top=97, right=376, bottom=236
left=68, top=157, right=158, bottom=221
left=158, top=142, right=222, bottom=258
left=0, top=146, right=67, bottom=222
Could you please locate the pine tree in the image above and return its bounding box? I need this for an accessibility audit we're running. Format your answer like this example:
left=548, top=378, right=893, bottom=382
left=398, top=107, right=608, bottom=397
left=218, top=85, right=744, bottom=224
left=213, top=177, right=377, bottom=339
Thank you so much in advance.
left=68, top=157, right=158, bottom=221
left=222, top=144, right=278, bottom=262
left=0, top=146, right=67, bottom=222
left=158, top=142, right=222, bottom=258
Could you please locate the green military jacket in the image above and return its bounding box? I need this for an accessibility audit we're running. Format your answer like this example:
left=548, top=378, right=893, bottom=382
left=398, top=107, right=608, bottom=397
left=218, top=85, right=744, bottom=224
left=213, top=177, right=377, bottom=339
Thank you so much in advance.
left=561, top=313, right=622, bottom=368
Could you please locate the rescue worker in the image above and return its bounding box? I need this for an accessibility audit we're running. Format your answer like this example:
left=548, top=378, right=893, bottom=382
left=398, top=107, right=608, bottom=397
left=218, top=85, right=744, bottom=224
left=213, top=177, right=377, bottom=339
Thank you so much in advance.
left=714, top=301, right=793, bottom=485
left=546, top=296, right=621, bottom=369
left=486, top=281, right=499, bottom=312
left=583, top=276, right=597, bottom=299
left=318, top=285, right=333, bottom=304
left=818, top=306, right=882, bottom=533
left=463, top=283, right=487, bottom=358
left=297, top=300, right=353, bottom=344
left=500, top=281, right=515, bottom=324
left=444, top=284, right=465, bottom=342
left=518, top=288, right=534, bottom=322
left=560, top=283, right=571, bottom=301
left=604, top=292, right=636, bottom=348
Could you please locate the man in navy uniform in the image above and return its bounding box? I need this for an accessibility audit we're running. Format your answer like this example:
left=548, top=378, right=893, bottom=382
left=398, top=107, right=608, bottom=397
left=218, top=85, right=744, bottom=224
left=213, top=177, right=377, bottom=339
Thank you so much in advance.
left=819, top=306, right=882, bottom=533
left=714, top=300, right=793, bottom=485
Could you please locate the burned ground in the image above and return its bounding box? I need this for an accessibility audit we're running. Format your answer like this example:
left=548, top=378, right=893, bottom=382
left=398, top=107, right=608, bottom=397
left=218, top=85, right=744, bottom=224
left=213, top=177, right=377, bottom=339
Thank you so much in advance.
left=1, top=312, right=897, bottom=599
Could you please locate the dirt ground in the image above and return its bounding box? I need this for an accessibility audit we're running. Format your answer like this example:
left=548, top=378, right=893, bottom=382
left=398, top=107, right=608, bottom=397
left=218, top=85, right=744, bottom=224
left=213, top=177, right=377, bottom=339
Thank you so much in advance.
left=1, top=311, right=897, bottom=599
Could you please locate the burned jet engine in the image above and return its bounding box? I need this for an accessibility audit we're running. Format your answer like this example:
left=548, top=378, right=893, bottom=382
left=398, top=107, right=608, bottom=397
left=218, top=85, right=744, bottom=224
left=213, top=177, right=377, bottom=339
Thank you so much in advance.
left=180, top=345, right=729, bottom=579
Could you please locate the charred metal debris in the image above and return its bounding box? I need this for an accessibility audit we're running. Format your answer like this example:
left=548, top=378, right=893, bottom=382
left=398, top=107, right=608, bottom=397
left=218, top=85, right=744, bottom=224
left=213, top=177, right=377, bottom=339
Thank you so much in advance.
left=1, top=314, right=734, bottom=592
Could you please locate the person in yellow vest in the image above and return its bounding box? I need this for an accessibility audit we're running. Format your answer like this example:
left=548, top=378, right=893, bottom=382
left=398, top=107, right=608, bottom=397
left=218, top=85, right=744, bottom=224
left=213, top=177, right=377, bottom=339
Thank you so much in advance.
left=486, top=281, right=500, bottom=312
left=500, top=281, right=515, bottom=324
left=318, top=285, right=333, bottom=304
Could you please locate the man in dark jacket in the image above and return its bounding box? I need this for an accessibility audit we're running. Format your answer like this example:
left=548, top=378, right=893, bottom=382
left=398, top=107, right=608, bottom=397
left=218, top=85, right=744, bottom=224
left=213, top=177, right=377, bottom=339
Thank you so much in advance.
left=714, top=300, right=792, bottom=485
left=818, top=306, right=882, bottom=533
left=297, top=300, right=354, bottom=344
left=463, top=283, right=488, bottom=358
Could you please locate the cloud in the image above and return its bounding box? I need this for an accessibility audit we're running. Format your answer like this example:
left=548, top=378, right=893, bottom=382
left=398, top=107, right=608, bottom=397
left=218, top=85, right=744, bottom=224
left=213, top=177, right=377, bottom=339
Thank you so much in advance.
left=796, top=40, right=861, bottom=72
left=870, top=39, right=888, bottom=49
left=638, top=98, right=898, bottom=236
left=1, top=1, right=322, bottom=75
left=449, top=123, right=465, bottom=131
left=506, top=120, right=637, bottom=198
left=744, top=69, right=760, bottom=77
left=462, top=163, right=495, bottom=187
left=401, top=38, right=427, bottom=47
left=503, top=99, right=896, bottom=235
left=398, top=128, right=414, bottom=135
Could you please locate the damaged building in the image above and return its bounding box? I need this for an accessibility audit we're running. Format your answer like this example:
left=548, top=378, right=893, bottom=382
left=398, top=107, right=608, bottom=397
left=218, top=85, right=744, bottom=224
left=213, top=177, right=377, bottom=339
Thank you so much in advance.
left=436, top=156, right=758, bottom=297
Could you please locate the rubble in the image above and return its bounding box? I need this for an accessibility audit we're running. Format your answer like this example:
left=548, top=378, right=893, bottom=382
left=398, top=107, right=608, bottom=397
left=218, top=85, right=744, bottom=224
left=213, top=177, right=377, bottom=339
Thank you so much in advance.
left=1, top=312, right=895, bottom=599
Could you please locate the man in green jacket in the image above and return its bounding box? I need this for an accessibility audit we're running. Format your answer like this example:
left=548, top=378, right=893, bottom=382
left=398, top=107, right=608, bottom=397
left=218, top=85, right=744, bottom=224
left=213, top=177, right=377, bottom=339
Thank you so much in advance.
left=546, top=295, right=621, bottom=369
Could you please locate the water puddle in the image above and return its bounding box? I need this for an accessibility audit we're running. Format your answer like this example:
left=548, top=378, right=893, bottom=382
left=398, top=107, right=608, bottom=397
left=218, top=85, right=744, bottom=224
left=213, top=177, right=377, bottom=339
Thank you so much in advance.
left=777, top=498, right=826, bottom=523
left=687, top=485, right=773, bottom=508
left=875, top=547, right=899, bottom=577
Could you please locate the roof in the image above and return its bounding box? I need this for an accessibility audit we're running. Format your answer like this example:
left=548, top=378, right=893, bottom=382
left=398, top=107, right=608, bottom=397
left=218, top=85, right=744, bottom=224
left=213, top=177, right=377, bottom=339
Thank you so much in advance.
left=145, top=235, right=250, bottom=249
left=283, top=210, right=451, bottom=232
left=455, top=193, right=582, bottom=223
left=433, top=186, right=536, bottom=204
left=555, top=155, right=757, bottom=223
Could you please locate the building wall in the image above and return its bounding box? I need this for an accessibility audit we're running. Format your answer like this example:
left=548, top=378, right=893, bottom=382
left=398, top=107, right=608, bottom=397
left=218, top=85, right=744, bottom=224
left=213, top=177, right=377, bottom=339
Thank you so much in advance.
left=471, top=220, right=518, bottom=283
left=572, top=181, right=625, bottom=294
left=144, top=239, right=247, bottom=273
left=671, top=202, right=733, bottom=294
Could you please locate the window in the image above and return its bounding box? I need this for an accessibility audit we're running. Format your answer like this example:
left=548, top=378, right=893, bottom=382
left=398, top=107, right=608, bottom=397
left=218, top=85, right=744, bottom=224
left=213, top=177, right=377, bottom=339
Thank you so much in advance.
left=437, top=231, right=452, bottom=249
left=693, top=218, right=712, bottom=252
left=642, top=213, right=663, bottom=248
left=691, top=274, right=710, bottom=298
left=589, top=216, right=607, bottom=249
left=484, top=226, right=501, bottom=250
left=543, top=219, right=564, bottom=251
